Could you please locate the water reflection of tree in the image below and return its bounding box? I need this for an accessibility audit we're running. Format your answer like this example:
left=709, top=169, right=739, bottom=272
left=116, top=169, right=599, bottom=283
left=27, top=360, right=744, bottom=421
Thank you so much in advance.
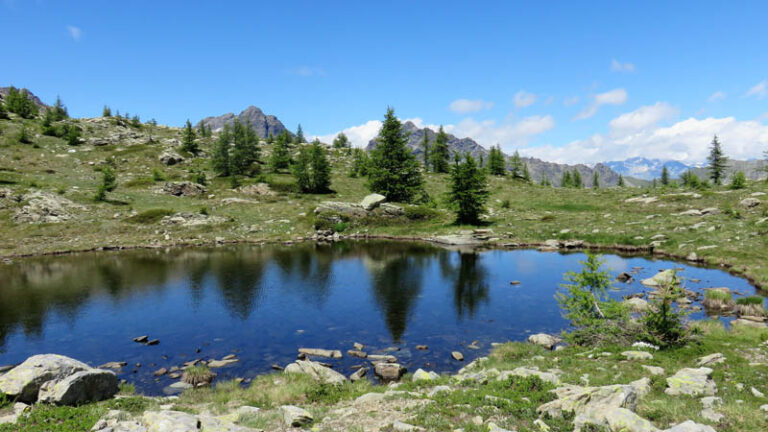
left=210, top=249, right=267, bottom=320
left=445, top=252, right=490, bottom=319
left=367, top=244, right=442, bottom=342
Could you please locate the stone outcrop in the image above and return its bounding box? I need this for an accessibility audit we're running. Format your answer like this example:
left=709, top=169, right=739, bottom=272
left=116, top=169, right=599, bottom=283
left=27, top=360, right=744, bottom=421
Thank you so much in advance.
left=0, top=354, right=116, bottom=404
left=528, top=333, right=561, bottom=350
left=13, top=191, right=84, bottom=224
left=158, top=151, right=184, bottom=166
left=284, top=360, right=347, bottom=384
left=361, top=193, right=386, bottom=211
left=161, top=182, right=206, bottom=197
left=665, top=368, right=717, bottom=396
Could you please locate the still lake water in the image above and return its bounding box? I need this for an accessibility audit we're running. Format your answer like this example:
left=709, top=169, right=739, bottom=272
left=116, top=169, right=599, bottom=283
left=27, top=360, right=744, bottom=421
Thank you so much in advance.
left=0, top=241, right=761, bottom=394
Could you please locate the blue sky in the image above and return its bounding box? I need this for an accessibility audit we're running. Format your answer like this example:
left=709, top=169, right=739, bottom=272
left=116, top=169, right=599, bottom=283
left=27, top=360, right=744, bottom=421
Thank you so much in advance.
left=2, top=0, right=767, bottom=163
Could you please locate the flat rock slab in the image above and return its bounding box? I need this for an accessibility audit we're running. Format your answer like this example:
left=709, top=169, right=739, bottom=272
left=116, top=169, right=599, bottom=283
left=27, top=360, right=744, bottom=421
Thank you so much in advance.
left=298, top=348, right=343, bottom=359
left=665, top=368, right=717, bottom=396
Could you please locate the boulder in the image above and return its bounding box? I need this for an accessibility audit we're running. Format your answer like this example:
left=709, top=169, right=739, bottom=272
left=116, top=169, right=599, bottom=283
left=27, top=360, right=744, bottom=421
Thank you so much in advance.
left=298, top=348, right=343, bottom=359
left=374, top=362, right=406, bottom=381
left=696, top=353, right=725, bottom=367
left=528, top=333, right=561, bottom=350
left=538, top=378, right=650, bottom=418
left=664, top=420, right=716, bottom=432
left=162, top=182, right=206, bottom=197
left=624, top=298, right=651, bottom=313
left=13, top=192, right=83, bottom=224
left=314, top=201, right=367, bottom=218
left=641, top=365, right=665, bottom=376
left=739, top=198, right=761, bottom=208
left=665, top=368, right=716, bottom=396
left=350, top=367, right=369, bottom=382
left=38, top=369, right=118, bottom=405
left=158, top=151, right=184, bottom=166
left=451, top=351, right=464, bottom=361
left=367, top=354, right=397, bottom=363
left=360, top=193, right=386, bottom=211
left=283, top=360, right=347, bottom=384
left=0, top=354, right=91, bottom=403
left=499, top=367, right=560, bottom=385
left=575, top=406, right=659, bottom=432
left=142, top=410, right=199, bottom=432
left=617, top=272, right=634, bottom=283
left=280, top=405, right=312, bottom=427
left=412, top=369, right=439, bottom=382
left=641, top=270, right=676, bottom=288
left=379, top=203, right=405, bottom=217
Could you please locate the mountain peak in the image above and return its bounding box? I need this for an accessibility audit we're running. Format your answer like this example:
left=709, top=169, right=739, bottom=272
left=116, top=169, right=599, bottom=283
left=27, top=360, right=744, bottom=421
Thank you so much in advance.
left=198, top=106, right=290, bottom=138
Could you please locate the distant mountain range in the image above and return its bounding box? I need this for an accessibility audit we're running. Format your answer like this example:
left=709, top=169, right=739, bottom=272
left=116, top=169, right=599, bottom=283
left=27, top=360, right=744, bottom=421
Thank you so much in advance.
left=606, top=157, right=767, bottom=181
left=197, top=106, right=292, bottom=139
left=365, top=121, right=488, bottom=160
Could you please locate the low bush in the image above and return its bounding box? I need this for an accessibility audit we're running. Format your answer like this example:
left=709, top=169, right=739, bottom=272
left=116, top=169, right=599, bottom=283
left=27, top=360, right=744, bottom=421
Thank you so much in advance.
left=126, top=208, right=174, bottom=224
left=404, top=205, right=439, bottom=220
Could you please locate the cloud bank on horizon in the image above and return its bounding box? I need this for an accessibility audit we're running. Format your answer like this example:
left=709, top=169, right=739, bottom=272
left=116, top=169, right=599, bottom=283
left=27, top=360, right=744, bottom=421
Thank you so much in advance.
left=315, top=86, right=768, bottom=165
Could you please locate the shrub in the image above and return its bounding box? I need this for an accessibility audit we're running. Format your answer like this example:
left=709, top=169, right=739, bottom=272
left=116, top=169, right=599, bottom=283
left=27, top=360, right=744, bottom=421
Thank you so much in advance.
left=404, top=205, right=439, bottom=221
left=500, top=199, right=511, bottom=209
left=555, top=252, right=630, bottom=345
left=332, top=222, right=349, bottom=233
left=643, top=275, right=688, bottom=347
left=94, top=166, right=117, bottom=201
left=152, top=169, right=166, bottom=182
left=182, top=365, right=216, bottom=386
left=17, top=125, right=32, bottom=144
left=126, top=208, right=174, bottom=224
left=65, top=125, right=82, bottom=146
left=729, top=171, right=747, bottom=189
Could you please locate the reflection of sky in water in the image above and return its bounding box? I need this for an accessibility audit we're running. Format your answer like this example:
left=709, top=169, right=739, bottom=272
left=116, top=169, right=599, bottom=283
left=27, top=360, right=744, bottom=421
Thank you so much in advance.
left=0, top=241, right=761, bottom=395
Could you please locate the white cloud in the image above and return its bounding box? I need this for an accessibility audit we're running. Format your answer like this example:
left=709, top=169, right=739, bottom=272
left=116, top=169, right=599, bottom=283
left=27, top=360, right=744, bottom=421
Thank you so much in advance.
left=523, top=114, right=768, bottom=164
left=314, top=114, right=554, bottom=153
left=708, top=91, right=726, bottom=102
left=287, top=66, right=325, bottom=77
left=610, top=59, right=635, bottom=72
left=67, top=25, right=82, bottom=41
left=608, top=102, right=678, bottom=132
left=513, top=90, right=537, bottom=108
left=575, top=88, right=628, bottom=120
left=314, top=120, right=382, bottom=148
left=563, top=96, right=580, bottom=106
left=448, top=99, right=494, bottom=114
left=745, top=81, right=767, bottom=99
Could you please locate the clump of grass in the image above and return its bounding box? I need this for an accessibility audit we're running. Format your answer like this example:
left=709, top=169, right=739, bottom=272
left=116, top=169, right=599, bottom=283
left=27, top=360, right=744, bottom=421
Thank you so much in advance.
left=126, top=208, right=174, bottom=224
left=404, top=205, right=439, bottom=221
left=702, top=289, right=734, bottom=312
left=151, top=169, right=166, bottom=182
left=500, top=198, right=511, bottom=209
left=736, top=296, right=766, bottom=317
left=181, top=365, right=216, bottom=386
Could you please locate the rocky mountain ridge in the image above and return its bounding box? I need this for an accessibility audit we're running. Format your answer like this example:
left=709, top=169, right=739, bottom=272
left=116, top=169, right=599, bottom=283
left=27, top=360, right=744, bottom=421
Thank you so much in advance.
left=197, top=105, right=292, bottom=139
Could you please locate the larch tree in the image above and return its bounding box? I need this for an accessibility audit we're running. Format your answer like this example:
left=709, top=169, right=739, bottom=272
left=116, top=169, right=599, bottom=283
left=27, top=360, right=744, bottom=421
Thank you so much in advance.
left=269, top=130, right=292, bottom=171
left=430, top=126, right=451, bottom=173
left=367, top=107, right=424, bottom=202
left=707, top=135, right=728, bottom=185
left=488, top=145, right=506, bottom=176
left=661, top=166, right=670, bottom=186
left=181, top=119, right=199, bottom=155
left=448, top=153, right=489, bottom=225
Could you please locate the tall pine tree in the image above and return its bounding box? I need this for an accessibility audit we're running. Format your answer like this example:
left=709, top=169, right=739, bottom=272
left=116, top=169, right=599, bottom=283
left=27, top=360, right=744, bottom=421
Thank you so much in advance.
left=448, top=153, right=489, bottom=225
left=367, top=108, right=424, bottom=202
left=661, top=166, right=670, bottom=186
left=430, top=126, right=451, bottom=173
left=294, top=124, right=305, bottom=144
left=509, top=151, right=524, bottom=179
left=211, top=125, right=232, bottom=177
left=269, top=131, right=292, bottom=171
left=420, top=131, right=430, bottom=169
left=293, top=139, right=331, bottom=193
left=181, top=119, right=199, bottom=155
left=617, top=174, right=625, bottom=187
left=707, top=135, right=728, bottom=185
left=572, top=169, right=583, bottom=188
left=592, top=171, right=600, bottom=189
left=561, top=171, right=572, bottom=188
left=488, top=145, right=506, bottom=176
left=230, top=120, right=260, bottom=176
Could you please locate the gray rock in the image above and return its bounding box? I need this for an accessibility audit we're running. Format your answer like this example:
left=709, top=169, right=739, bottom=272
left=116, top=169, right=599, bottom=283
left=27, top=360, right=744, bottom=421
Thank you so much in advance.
left=412, top=369, right=439, bottom=382
left=696, top=353, right=725, bottom=367
left=665, top=368, right=717, bottom=396
left=664, top=420, right=716, bottom=432
left=427, top=385, right=452, bottom=397
left=284, top=360, right=347, bottom=384
left=622, top=351, right=654, bottom=361
left=0, top=402, right=29, bottom=425
left=162, top=182, right=206, bottom=197
left=159, top=151, right=184, bottom=166
left=298, top=348, right=342, bottom=359
left=392, top=420, right=425, bottom=431
left=38, top=369, right=118, bottom=405
left=499, top=367, right=560, bottom=385
left=451, top=351, right=464, bottom=361
left=280, top=405, right=312, bottom=427
left=624, top=298, right=651, bottom=313
left=739, top=198, right=761, bottom=208
left=374, top=363, right=406, bottom=381
left=641, top=269, right=676, bottom=288
left=0, top=354, right=91, bottom=403
left=528, top=333, right=561, bottom=350
left=360, top=193, right=386, bottom=211
left=198, top=106, right=291, bottom=138
left=350, top=367, right=369, bottom=382
left=641, top=365, right=665, bottom=376
left=575, top=407, right=658, bottom=432
left=142, top=410, right=199, bottom=432
left=487, top=423, right=515, bottom=432
left=538, top=378, right=650, bottom=418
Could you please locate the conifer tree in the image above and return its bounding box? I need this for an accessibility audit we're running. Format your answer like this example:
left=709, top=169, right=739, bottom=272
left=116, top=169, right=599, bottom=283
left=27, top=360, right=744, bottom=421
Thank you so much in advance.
left=707, top=135, right=728, bottom=185
left=349, top=148, right=370, bottom=178
left=617, top=174, right=625, bottom=187
left=430, top=126, right=451, bottom=173
left=572, top=169, right=583, bottom=188
left=448, top=153, right=489, bottom=225
left=541, top=176, right=551, bottom=187
left=198, top=122, right=207, bottom=138
left=488, top=145, right=506, bottom=176
left=367, top=107, right=423, bottom=202
left=333, top=132, right=350, bottom=149
left=420, top=132, right=430, bottom=169
left=592, top=171, right=600, bottom=189
left=95, top=166, right=117, bottom=201
left=65, top=125, right=82, bottom=146
left=230, top=120, right=260, bottom=176
left=522, top=163, right=531, bottom=182
left=729, top=171, right=747, bottom=190
left=211, top=125, right=232, bottom=177
left=294, top=124, right=305, bottom=144
left=102, top=106, right=112, bottom=117
left=509, top=151, right=524, bottom=179
left=293, top=139, right=331, bottom=193
left=51, top=96, right=68, bottom=121
left=269, top=130, right=292, bottom=171
left=660, top=165, right=670, bottom=186
left=561, top=171, right=572, bottom=188
left=5, top=87, right=38, bottom=118
left=181, top=119, right=199, bottom=155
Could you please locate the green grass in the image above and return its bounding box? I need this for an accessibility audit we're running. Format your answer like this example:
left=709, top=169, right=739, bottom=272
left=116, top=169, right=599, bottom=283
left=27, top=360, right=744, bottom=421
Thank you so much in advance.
left=736, top=295, right=764, bottom=305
